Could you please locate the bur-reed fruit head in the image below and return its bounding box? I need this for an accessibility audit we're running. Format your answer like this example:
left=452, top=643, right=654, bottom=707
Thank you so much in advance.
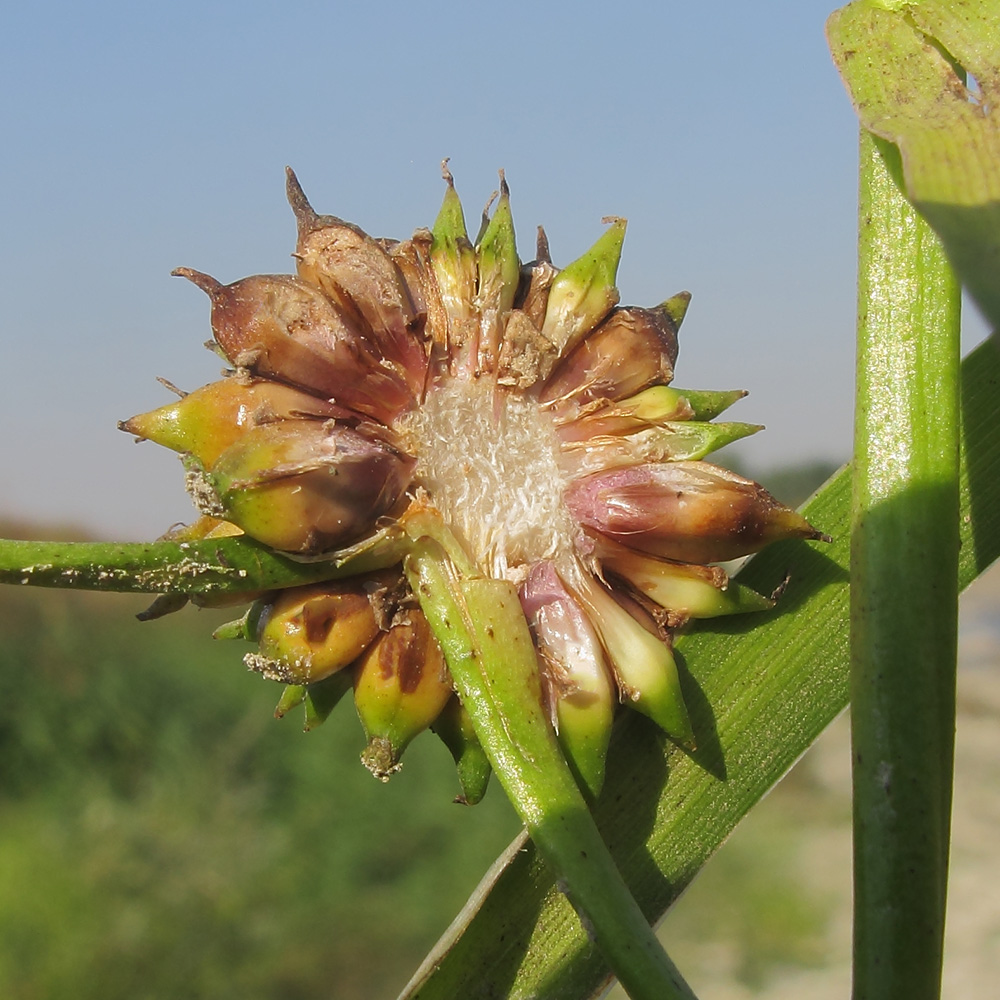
left=124, top=163, right=828, bottom=797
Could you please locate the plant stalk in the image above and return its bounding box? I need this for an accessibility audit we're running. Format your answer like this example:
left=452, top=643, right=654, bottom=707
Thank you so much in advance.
left=404, top=531, right=696, bottom=1000
left=850, top=130, right=961, bottom=999
left=0, top=528, right=407, bottom=594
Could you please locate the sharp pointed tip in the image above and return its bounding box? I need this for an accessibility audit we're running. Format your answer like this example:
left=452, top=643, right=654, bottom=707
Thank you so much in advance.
left=770, top=573, right=792, bottom=603
left=536, top=225, right=551, bottom=263
left=480, top=189, right=498, bottom=220
left=285, top=166, right=318, bottom=228
left=440, top=158, right=454, bottom=186
left=172, top=267, right=223, bottom=296
left=661, top=290, right=692, bottom=328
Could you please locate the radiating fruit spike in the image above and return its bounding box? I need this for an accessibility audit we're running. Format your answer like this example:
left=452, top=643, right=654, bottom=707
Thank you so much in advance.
left=660, top=290, right=692, bottom=329
left=432, top=161, right=470, bottom=242
left=430, top=161, right=479, bottom=365
left=353, top=608, right=454, bottom=781
left=203, top=421, right=415, bottom=554
left=535, top=226, right=551, bottom=264
left=676, top=388, right=750, bottom=421
left=274, top=683, right=307, bottom=718
left=475, top=170, right=520, bottom=374
left=304, top=670, right=354, bottom=730
left=517, top=256, right=558, bottom=331
left=120, top=377, right=347, bottom=468
left=242, top=579, right=384, bottom=685
left=538, top=217, right=626, bottom=371
left=520, top=561, right=615, bottom=799
left=566, top=566, right=693, bottom=746
left=213, top=610, right=252, bottom=640
left=540, top=301, right=680, bottom=409
left=136, top=593, right=189, bottom=621
left=620, top=385, right=748, bottom=423
left=431, top=694, right=492, bottom=805
left=558, top=421, right=764, bottom=477
left=173, top=268, right=414, bottom=422
left=473, top=188, right=498, bottom=246
left=595, top=537, right=774, bottom=626
left=566, top=461, right=829, bottom=564
left=284, top=168, right=426, bottom=392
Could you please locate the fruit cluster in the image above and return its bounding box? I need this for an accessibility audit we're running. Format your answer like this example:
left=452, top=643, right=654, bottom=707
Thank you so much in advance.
left=123, top=165, right=826, bottom=801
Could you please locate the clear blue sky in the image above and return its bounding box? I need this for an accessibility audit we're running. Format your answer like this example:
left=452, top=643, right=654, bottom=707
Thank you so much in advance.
left=0, top=1, right=981, bottom=538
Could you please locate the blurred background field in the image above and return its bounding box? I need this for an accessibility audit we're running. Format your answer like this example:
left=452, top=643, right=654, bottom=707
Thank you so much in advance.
left=3, top=461, right=999, bottom=1000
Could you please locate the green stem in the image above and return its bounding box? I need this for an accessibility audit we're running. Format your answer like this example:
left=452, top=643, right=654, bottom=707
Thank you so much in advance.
left=851, top=131, right=961, bottom=999
left=0, top=527, right=407, bottom=594
left=404, top=532, right=696, bottom=1000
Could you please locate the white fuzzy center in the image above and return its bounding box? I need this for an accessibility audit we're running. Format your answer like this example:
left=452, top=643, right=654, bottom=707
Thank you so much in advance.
left=397, top=379, right=579, bottom=582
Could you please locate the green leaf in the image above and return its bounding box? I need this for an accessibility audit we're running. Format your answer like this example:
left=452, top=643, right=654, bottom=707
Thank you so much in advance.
left=397, top=337, right=1000, bottom=1000
left=827, top=0, right=1000, bottom=328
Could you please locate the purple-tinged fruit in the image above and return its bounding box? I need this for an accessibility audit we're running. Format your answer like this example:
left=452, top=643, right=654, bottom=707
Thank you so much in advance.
left=203, top=421, right=415, bottom=554
left=567, top=461, right=827, bottom=564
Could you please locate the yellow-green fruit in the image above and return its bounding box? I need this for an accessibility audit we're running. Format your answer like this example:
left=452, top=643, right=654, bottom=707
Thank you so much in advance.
left=597, top=538, right=774, bottom=626
left=120, top=378, right=345, bottom=468
left=354, top=609, right=454, bottom=780
left=571, top=570, right=693, bottom=747
left=246, top=581, right=382, bottom=685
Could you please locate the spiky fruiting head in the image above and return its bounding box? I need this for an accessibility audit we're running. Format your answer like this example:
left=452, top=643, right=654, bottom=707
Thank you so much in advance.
left=123, top=165, right=828, bottom=796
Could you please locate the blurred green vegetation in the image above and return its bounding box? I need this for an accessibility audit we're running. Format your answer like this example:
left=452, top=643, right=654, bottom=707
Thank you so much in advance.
left=0, top=581, right=520, bottom=1000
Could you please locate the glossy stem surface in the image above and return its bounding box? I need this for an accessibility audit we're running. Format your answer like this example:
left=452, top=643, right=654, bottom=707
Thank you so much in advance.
left=851, top=130, right=961, bottom=1000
